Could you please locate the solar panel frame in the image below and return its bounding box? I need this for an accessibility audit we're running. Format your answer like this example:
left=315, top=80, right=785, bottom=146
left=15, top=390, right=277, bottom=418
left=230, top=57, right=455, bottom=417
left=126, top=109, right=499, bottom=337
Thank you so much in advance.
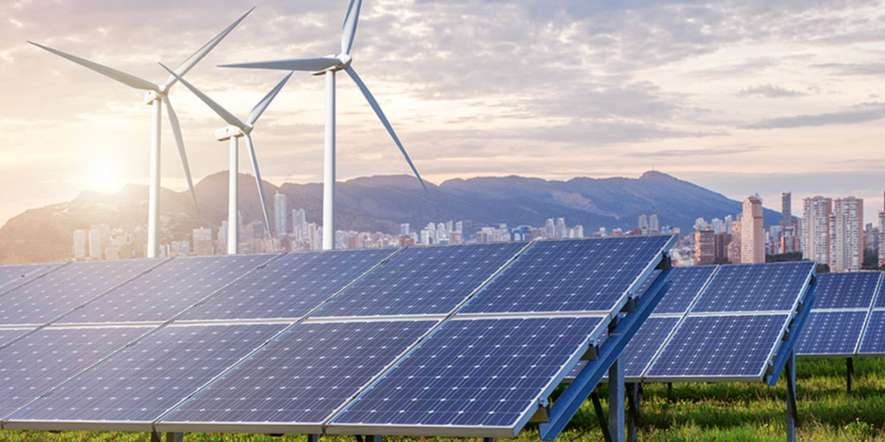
left=4, top=323, right=287, bottom=432
left=325, top=315, right=608, bottom=439
left=858, top=309, right=885, bottom=356
left=812, top=272, right=882, bottom=309
left=795, top=310, right=867, bottom=357
left=0, top=263, right=59, bottom=293
left=690, top=261, right=815, bottom=314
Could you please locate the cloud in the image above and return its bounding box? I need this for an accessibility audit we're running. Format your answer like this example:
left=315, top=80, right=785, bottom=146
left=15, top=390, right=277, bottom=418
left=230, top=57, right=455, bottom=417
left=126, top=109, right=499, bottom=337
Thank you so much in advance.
left=812, top=62, right=885, bottom=76
left=743, top=103, right=885, bottom=129
left=627, top=145, right=762, bottom=158
left=737, top=84, right=805, bottom=98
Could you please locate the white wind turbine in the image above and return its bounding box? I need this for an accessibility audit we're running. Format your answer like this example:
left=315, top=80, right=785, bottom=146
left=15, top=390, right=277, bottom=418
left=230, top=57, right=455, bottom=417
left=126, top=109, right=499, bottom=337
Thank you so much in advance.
left=29, top=9, right=254, bottom=258
left=221, top=0, right=426, bottom=250
left=160, top=63, right=291, bottom=255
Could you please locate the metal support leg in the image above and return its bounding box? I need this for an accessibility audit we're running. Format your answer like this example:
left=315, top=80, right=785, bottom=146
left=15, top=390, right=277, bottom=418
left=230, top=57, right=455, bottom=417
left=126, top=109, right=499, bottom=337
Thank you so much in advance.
left=307, top=435, right=319, bottom=442
left=591, top=392, right=613, bottom=442
left=150, top=433, right=161, bottom=442
left=667, top=382, right=674, bottom=402
left=483, top=438, right=495, bottom=442
left=847, top=357, right=854, bottom=392
left=627, top=383, right=641, bottom=442
left=165, top=433, right=183, bottom=442
left=608, top=358, right=625, bottom=442
left=786, top=352, right=799, bottom=442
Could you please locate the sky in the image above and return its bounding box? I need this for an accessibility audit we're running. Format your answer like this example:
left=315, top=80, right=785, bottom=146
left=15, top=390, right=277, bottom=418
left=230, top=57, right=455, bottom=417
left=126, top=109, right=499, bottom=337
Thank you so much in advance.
left=2, top=0, right=885, bottom=225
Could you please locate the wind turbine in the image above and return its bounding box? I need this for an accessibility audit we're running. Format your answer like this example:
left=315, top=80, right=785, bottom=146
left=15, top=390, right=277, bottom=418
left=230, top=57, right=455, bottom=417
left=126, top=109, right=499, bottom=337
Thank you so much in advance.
left=160, top=63, right=290, bottom=255
left=220, top=0, right=426, bottom=250
left=29, top=8, right=254, bottom=258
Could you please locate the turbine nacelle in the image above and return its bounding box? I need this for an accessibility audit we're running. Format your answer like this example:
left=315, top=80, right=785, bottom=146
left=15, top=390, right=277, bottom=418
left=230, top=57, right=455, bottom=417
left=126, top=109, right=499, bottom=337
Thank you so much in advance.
left=144, top=90, right=165, bottom=105
left=215, top=126, right=249, bottom=141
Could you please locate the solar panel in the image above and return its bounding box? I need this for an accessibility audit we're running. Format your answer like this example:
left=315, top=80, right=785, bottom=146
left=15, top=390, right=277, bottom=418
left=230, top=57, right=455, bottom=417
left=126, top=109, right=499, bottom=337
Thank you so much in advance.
left=645, top=314, right=788, bottom=380
left=813, top=272, right=881, bottom=309
left=460, top=236, right=671, bottom=314
left=796, top=311, right=866, bottom=356
left=620, top=316, right=680, bottom=378
left=159, top=320, right=436, bottom=433
left=0, top=326, right=153, bottom=418
left=328, top=317, right=603, bottom=437
left=858, top=311, right=885, bottom=355
left=0, top=328, right=34, bottom=347
left=57, top=255, right=276, bottom=324
left=311, top=243, right=525, bottom=318
left=181, top=249, right=394, bottom=321
left=0, top=264, right=52, bottom=290
left=0, top=260, right=163, bottom=325
left=7, top=324, right=283, bottom=428
left=691, top=262, right=814, bottom=312
left=651, top=266, right=715, bottom=314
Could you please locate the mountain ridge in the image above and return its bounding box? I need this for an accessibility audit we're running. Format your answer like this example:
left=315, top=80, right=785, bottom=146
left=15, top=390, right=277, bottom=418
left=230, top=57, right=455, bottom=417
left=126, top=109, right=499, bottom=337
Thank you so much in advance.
left=0, top=171, right=781, bottom=264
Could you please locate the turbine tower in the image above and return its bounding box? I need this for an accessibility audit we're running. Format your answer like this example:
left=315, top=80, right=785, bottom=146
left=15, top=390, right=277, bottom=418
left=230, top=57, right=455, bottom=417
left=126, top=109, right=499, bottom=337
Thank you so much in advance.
left=29, top=9, right=254, bottom=258
left=160, top=64, right=290, bottom=255
left=221, top=0, right=426, bottom=250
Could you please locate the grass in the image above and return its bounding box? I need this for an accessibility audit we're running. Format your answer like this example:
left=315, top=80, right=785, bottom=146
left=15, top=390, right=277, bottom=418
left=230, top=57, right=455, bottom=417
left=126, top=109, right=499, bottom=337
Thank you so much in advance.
left=2, top=358, right=885, bottom=441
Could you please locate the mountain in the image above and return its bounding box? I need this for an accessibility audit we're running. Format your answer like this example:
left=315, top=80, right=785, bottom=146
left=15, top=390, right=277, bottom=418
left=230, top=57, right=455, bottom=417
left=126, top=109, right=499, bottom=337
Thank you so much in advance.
left=0, top=170, right=780, bottom=264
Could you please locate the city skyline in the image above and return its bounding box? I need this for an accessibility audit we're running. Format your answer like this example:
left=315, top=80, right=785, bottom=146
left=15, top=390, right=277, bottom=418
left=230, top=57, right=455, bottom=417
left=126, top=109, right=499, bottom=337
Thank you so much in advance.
left=2, top=1, right=885, bottom=227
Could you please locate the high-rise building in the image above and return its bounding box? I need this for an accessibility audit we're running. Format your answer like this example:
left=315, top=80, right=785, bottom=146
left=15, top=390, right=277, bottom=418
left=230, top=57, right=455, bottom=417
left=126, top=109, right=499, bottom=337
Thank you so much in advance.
left=781, top=192, right=792, bottom=227
left=555, top=218, right=567, bottom=239
left=694, top=228, right=715, bottom=265
left=291, top=208, right=307, bottom=239
left=638, top=214, right=649, bottom=235
left=713, top=232, right=731, bottom=263
left=72, top=229, right=88, bottom=259
left=399, top=223, right=410, bottom=236
left=273, top=193, right=288, bottom=238
left=741, top=196, right=764, bottom=264
left=545, top=218, right=555, bottom=238
left=829, top=197, right=864, bottom=272
left=88, top=224, right=110, bottom=260
left=728, top=218, right=742, bottom=264
left=879, top=210, right=885, bottom=266
left=803, top=196, right=833, bottom=266
left=649, top=214, right=660, bottom=234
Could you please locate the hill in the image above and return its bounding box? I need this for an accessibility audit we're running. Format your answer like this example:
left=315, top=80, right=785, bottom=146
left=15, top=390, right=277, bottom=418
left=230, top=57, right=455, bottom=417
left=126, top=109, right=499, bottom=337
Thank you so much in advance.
left=0, top=171, right=780, bottom=263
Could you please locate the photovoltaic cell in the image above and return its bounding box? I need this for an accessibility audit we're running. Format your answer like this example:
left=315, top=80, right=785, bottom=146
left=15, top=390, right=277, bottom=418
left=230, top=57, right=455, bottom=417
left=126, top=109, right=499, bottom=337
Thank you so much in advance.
left=8, top=324, right=283, bottom=424
left=0, top=329, right=34, bottom=347
left=460, top=236, right=670, bottom=314
left=813, top=272, right=880, bottom=309
left=796, top=311, right=866, bottom=356
left=311, top=243, right=525, bottom=317
left=646, top=314, right=787, bottom=379
left=181, top=249, right=394, bottom=321
left=58, top=254, right=276, bottom=324
left=331, top=317, right=602, bottom=432
left=691, top=262, right=814, bottom=312
left=651, top=266, right=715, bottom=314
left=0, top=260, right=162, bottom=325
left=859, top=311, right=885, bottom=355
left=621, top=317, right=680, bottom=378
left=0, top=264, right=51, bottom=290
left=161, top=320, right=435, bottom=427
left=0, top=326, right=152, bottom=418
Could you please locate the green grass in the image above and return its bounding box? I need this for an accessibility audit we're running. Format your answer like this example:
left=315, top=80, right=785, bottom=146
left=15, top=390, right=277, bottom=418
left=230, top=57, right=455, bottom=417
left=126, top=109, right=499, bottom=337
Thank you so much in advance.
left=3, top=358, right=885, bottom=441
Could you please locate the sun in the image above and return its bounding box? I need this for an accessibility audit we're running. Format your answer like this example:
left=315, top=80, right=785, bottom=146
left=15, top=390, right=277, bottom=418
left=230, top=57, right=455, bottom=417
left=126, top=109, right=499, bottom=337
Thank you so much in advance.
left=83, top=157, right=125, bottom=193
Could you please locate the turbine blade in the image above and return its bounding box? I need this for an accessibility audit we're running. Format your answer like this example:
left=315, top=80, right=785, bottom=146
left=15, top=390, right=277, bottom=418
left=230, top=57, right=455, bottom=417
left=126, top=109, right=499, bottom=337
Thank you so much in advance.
left=345, top=66, right=428, bottom=192
left=220, top=57, right=339, bottom=72
left=247, top=72, right=293, bottom=126
left=245, top=133, right=272, bottom=236
left=165, top=97, right=200, bottom=215
left=341, top=0, right=363, bottom=55
left=159, top=62, right=247, bottom=131
left=28, top=41, right=157, bottom=91
left=161, top=7, right=255, bottom=92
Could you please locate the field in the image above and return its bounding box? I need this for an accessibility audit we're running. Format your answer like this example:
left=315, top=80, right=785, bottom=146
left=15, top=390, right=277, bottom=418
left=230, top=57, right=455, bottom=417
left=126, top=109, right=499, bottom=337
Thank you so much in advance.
left=1, top=357, right=884, bottom=442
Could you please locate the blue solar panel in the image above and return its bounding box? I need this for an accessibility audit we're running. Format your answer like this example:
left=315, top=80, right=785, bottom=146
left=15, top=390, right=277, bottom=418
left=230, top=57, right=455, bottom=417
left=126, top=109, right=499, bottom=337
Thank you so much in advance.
left=0, top=326, right=152, bottom=418
left=646, top=314, right=788, bottom=379
left=58, top=255, right=276, bottom=324
left=691, top=262, right=814, bottom=312
left=8, top=324, right=283, bottom=425
left=858, top=311, right=885, bottom=355
left=621, top=316, right=680, bottom=377
left=652, top=266, right=716, bottom=314
left=330, top=317, right=602, bottom=432
left=181, top=249, right=394, bottom=321
left=0, top=260, right=162, bottom=325
left=312, top=243, right=525, bottom=317
left=0, top=264, right=52, bottom=290
left=796, top=311, right=866, bottom=356
left=161, top=320, right=435, bottom=428
left=814, top=272, right=880, bottom=309
left=460, top=236, right=670, bottom=314
left=0, top=328, right=34, bottom=347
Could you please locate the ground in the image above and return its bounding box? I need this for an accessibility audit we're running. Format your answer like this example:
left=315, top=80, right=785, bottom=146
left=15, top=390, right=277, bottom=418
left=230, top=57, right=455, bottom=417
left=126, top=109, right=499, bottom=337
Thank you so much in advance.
left=1, top=358, right=883, bottom=441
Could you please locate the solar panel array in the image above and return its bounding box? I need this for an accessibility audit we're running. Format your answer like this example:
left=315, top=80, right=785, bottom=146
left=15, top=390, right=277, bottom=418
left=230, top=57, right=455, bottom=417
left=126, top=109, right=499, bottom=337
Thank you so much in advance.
left=796, top=272, right=885, bottom=357
left=589, top=261, right=815, bottom=382
left=0, top=236, right=673, bottom=439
